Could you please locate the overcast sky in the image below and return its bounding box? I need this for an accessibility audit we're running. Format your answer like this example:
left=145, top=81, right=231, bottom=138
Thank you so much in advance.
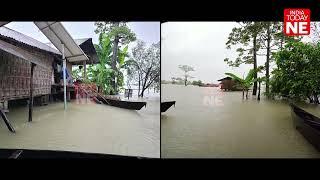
left=160, top=22, right=318, bottom=84
left=5, top=21, right=160, bottom=52
left=162, top=22, right=270, bottom=84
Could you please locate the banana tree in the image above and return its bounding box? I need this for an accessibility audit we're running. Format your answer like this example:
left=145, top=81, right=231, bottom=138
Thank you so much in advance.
left=88, top=33, right=130, bottom=95
left=89, top=33, right=114, bottom=94
left=253, top=76, right=266, bottom=101
left=225, top=69, right=256, bottom=99
left=116, top=45, right=129, bottom=93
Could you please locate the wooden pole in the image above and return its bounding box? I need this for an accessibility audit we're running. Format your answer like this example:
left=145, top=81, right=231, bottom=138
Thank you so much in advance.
left=83, top=60, right=86, bottom=80
left=28, top=63, right=36, bottom=122
left=0, top=109, right=15, bottom=133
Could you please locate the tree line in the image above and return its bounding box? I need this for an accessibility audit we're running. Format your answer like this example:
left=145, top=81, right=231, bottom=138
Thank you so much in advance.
left=224, top=22, right=320, bottom=104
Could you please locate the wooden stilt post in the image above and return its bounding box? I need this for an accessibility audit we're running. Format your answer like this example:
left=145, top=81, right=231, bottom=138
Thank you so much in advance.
left=28, top=63, right=36, bottom=122
left=83, top=60, right=86, bottom=80
left=0, top=109, right=15, bottom=133
left=83, top=60, right=87, bottom=103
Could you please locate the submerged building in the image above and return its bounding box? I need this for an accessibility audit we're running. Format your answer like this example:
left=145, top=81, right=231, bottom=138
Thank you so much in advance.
left=0, top=26, right=98, bottom=112
left=217, top=77, right=242, bottom=91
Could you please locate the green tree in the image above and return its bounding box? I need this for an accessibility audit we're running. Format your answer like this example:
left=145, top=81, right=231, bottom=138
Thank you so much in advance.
left=94, top=22, right=136, bottom=94
left=192, top=80, right=203, bottom=86
left=84, top=33, right=130, bottom=95
left=224, top=22, right=264, bottom=96
left=178, top=65, right=195, bottom=86
left=270, top=41, right=320, bottom=104
left=87, top=33, right=114, bottom=94
left=259, top=22, right=299, bottom=98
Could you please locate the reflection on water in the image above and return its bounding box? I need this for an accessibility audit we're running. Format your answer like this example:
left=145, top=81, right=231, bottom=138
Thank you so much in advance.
left=161, top=84, right=320, bottom=158
left=0, top=95, right=160, bottom=158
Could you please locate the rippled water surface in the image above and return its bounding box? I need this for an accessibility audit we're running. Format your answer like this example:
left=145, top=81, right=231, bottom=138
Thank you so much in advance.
left=0, top=95, right=160, bottom=158
left=161, top=84, right=320, bottom=158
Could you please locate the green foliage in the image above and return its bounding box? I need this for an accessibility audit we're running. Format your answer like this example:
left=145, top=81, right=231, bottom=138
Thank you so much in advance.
left=270, top=41, right=320, bottom=103
left=225, top=22, right=264, bottom=67
left=72, top=68, right=82, bottom=80
left=94, top=22, right=136, bottom=94
left=84, top=33, right=131, bottom=95
left=192, top=80, right=203, bottom=86
left=225, top=68, right=262, bottom=90
left=94, top=22, right=136, bottom=44
left=253, top=76, right=266, bottom=83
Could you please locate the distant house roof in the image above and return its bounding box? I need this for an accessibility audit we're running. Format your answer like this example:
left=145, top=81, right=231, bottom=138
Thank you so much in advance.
left=217, top=77, right=232, bottom=81
left=0, top=26, right=61, bottom=55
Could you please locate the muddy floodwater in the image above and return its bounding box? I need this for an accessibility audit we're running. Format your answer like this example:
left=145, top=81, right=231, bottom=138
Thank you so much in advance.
left=161, top=84, right=320, bottom=158
left=0, top=95, right=160, bottom=158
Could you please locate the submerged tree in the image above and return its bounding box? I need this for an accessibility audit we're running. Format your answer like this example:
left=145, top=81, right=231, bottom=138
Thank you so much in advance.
left=225, top=67, right=263, bottom=99
left=225, top=69, right=255, bottom=99
left=253, top=76, right=266, bottom=101
left=178, top=65, right=195, bottom=86
left=259, top=22, right=299, bottom=98
left=225, top=22, right=299, bottom=99
left=94, top=22, right=136, bottom=94
left=224, top=22, right=264, bottom=96
left=127, top=40, right=160, bottom=97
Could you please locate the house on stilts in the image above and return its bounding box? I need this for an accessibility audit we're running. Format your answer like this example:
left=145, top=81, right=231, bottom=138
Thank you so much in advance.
left=0, top=23, right=98, bottom=132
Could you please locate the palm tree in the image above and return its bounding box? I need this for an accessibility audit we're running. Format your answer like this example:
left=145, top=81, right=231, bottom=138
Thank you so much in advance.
left=225, top=69, right=256, bottom=99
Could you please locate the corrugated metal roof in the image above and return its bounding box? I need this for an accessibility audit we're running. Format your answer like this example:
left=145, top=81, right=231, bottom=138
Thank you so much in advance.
left=47, top=38, right=90, bottom=49
left=34, top=22, right=88, bottom=62
left=0, top=26, right=61, bottom=55
left=0, top=39, right=49, bottom=69
left=47, top=38, right=99, bottom=64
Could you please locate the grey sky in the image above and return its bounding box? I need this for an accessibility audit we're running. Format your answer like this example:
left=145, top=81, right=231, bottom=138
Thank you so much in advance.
left=5, top=21, right=160, bottom=52
left=161, top=22, right=315, bottom=84
left=161, top=22, right=266, bottom=84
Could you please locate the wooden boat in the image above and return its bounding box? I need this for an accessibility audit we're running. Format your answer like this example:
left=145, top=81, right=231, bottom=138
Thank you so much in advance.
left=0, top=148, right=147, bottom=159
left=290, top=103, right=320, bottom=151
left=76, top=84, right=146, bottom=110
left=96, top=96, right=146, bottom=110
left=161, top=101, right=176, bottom=112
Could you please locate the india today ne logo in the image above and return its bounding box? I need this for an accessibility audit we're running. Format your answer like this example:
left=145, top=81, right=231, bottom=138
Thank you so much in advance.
left=284, top=8, right=310, bottom=36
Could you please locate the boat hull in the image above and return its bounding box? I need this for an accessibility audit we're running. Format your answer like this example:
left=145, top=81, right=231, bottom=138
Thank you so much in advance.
left=290, top=103, right=320, bottom=151
left=0, top=149, right=147, bottom=159
left=161, top=101, right=176, bottom=112
left=96, top=96, right=146, bottom=110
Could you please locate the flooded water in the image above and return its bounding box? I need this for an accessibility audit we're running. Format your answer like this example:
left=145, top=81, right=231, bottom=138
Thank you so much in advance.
left=0, top=95, right=160, bottom=158
left=161, top=84, right=320, bottom=158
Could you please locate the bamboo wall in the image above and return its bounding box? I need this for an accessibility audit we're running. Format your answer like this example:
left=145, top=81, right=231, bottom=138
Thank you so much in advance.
left=0, top=48, right=54, bottom=101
